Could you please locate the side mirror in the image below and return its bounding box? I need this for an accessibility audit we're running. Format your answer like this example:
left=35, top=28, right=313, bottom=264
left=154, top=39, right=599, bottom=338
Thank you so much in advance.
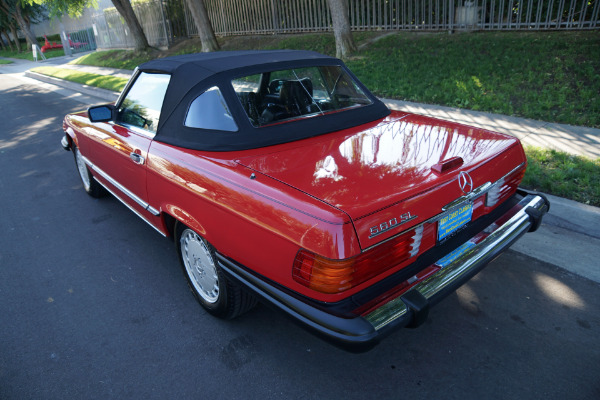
left=88, top=105, right=116, bottom=122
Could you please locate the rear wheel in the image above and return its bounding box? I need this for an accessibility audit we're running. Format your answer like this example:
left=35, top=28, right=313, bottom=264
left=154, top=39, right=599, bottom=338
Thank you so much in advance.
left=177, top=224, right=257, bottom=319
left=73, top=144, right=105, bottom=198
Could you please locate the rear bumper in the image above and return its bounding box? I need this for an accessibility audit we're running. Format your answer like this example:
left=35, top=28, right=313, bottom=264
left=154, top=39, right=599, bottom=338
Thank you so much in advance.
left=218, top=190, right=550, bottom=352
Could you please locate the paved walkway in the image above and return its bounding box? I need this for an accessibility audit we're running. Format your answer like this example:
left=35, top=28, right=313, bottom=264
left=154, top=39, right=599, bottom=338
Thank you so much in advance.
left=383, top=99, right=600, bottom=159
left=53, top=62, right=132, bottom=79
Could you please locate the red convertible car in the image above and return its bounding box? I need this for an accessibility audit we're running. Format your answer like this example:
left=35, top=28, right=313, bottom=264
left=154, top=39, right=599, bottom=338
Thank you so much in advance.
left=61, top=50, right=549, bottom=351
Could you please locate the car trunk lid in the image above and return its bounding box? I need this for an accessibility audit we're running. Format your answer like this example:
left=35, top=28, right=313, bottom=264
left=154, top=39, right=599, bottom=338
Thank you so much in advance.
left=236, top=112, right=525, bottom=249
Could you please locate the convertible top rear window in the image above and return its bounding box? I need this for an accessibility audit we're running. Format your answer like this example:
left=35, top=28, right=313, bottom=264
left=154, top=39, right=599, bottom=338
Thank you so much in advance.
left=232, top=66, right=372, bottom=127
left=185, top=87, right=238, bottom=132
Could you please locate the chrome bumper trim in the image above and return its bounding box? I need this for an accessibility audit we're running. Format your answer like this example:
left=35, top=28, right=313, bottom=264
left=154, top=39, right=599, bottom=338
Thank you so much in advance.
left=94, top=179, right=166, bottom=237
left=365, top=194, right=548, bottom=331
left=61, top=135, right=70, bottom=151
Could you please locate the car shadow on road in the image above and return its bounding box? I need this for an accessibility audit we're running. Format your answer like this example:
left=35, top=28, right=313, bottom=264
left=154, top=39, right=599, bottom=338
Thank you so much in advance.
left=236, top=250, right=600, bottom=399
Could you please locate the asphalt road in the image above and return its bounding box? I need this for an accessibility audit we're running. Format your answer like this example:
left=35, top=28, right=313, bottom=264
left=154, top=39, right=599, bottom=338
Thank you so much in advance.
left=1, top=75, right=599, bottom=400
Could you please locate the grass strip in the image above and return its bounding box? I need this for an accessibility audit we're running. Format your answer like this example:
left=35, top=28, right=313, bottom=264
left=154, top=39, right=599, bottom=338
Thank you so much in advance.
left=69, top=49, right=154, bottom=71
left=349, top=31, right=600, bottom=128
left=30, top=66, right=128, bottom=93
left=522, top=147, right=600, bottom=207
left=0, top=48, right=66, bottom=61
left=0, top=59, right=13, bottom=64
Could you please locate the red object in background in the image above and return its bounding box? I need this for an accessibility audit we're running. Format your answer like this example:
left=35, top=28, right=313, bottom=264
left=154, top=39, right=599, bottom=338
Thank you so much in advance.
left=40, top=35, right=63, bottom=53
left=68, top=35, right=87, bottom=49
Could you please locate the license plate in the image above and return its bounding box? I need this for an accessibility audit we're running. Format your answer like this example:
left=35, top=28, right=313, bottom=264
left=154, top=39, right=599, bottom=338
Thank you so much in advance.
left=437, top=203, right=473, bottom=242
left=435, top=240, right=477, bottom=268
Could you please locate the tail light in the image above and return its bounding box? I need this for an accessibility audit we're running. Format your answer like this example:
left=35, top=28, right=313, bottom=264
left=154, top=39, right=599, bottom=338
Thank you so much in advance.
left=486, top=165, right=526, bottom=207
left=293, top=225, right=425, bottom=294
left=485, top=177, right=505, bottom=206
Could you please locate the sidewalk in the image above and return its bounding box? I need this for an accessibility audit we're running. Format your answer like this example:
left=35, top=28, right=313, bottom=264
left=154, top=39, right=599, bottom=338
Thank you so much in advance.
left=2, top=54, right=600, bottom=284
left=383, top=99, right=600, bottom=159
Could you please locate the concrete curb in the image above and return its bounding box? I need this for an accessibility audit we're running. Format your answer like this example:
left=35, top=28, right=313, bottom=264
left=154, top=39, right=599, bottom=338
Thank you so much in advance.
left=24, top=71, right=119, bottom=103
left=543, top=194, right=600, bottom=239
left=511, top=193, right=600, bottom=284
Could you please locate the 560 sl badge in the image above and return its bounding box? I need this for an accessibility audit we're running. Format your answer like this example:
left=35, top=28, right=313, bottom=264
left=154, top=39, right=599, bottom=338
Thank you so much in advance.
left=369, top=212, right=418, bottom=239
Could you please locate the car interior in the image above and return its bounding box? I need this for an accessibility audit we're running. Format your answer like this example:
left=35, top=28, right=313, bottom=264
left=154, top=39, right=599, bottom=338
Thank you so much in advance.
left=233, top=66, right=371, bottom=127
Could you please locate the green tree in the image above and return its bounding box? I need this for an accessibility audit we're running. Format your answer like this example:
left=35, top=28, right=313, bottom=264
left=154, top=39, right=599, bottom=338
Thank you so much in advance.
left=0, top=0, right=41, bottom=51
left=0, top=11, right=17, bottom=51
left=28, top=0, right=92, bottom=17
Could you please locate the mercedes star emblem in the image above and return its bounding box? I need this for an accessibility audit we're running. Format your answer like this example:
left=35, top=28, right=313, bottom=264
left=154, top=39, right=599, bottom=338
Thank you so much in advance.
left=458, top=171, right=474, bottom=194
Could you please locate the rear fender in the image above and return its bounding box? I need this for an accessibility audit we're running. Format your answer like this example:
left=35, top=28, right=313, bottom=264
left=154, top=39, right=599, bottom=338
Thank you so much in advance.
left=164, top=205, right=209, bottom=241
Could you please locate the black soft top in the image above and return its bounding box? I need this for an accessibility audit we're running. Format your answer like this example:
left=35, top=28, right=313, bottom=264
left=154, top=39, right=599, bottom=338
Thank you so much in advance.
left=138, top=50, right=331, bottom=74
left=134, top=50, right=390, bottom=151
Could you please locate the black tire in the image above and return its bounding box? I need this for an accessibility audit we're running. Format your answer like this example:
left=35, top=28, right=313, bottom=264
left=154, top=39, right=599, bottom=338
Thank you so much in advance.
left=176, top=224, right=257, bottom=319
left=72, top=144, right=105, bottom=198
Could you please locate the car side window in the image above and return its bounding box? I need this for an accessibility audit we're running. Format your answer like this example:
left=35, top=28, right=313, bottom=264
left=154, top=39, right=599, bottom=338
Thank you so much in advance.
left=117, top=72, right=170, bottom=134
left=185, top=86, right=238, bottom=132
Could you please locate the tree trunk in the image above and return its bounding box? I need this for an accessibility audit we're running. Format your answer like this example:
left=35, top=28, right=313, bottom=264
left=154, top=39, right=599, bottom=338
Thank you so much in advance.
left=9, top=24, right=20, bottom=52
left=0, top=31, right=7, bottom=51
left=110, top=0, right=150, bottom=51
left=13, top=2, right=39, bottom=50
left=326, top=0, right=356, bottom=60
left=23, top=14, right=34, bottom=50
left=185, top=0, right=219, bottom=52
left=0, top=0, right=22, bottom=52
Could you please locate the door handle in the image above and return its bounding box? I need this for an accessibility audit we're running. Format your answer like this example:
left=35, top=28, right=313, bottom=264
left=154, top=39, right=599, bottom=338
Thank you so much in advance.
left=130, top=152, right=145, bottom=165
